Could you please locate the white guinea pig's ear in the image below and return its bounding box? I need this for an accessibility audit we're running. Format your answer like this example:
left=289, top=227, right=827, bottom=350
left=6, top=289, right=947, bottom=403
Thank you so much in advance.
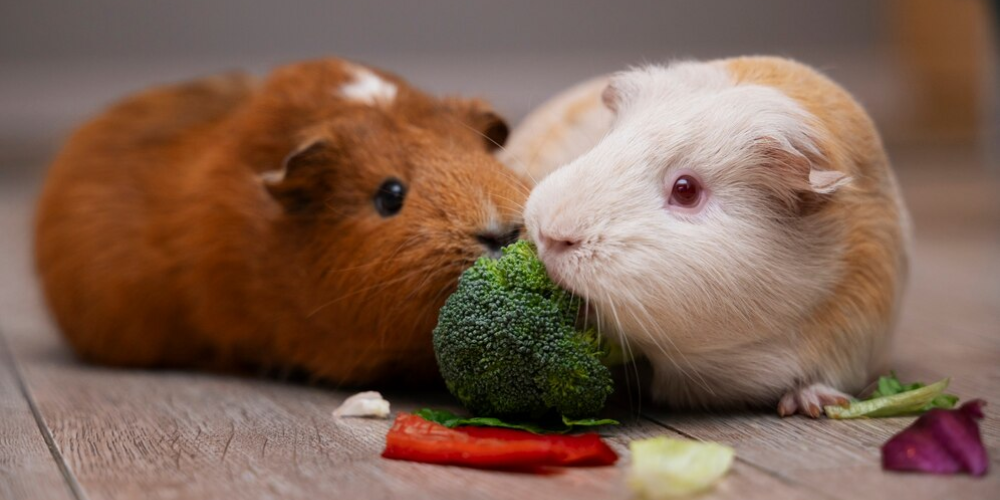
left=601, top=78, right=629, bottom=114
left=262, top=139, right=336, bottom=213
left=755, top=136, right=851, bottom=212
left=601, top=72, right=639, bottom=114
left=600, top=81, right=620, bottom=113
left=808, top=169, right=852, bottom=194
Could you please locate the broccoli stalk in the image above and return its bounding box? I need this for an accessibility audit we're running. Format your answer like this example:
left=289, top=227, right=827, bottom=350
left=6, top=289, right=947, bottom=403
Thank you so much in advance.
left=432, top=241, right=614, bottom=420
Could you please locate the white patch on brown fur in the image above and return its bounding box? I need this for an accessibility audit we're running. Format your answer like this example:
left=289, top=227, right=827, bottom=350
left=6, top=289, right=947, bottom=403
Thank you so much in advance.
left=339, top=65, right=397, bottom=105
left=259, top=169, right=284, bottom=184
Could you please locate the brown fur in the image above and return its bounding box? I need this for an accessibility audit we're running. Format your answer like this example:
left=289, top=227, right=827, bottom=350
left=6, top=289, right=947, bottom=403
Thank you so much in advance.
left=34, top=58, right=529, bottom=386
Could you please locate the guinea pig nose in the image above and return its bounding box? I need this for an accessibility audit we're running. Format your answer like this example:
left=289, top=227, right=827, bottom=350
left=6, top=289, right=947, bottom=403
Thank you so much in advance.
left=476, top=227, right=522, bottom=254
left=536, top=231, right=579, bottom=254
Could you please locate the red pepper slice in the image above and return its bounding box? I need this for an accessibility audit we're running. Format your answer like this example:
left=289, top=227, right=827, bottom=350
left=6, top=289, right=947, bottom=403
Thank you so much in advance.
left=381, top=412, right=618, bottom=469
left=382, top=413, right=555, bottom=468
left=457, top=426, right=618, bottom=466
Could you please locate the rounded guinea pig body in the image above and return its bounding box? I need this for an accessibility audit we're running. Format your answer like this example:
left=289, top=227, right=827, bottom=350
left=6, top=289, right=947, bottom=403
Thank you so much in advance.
left=519, top=57, right=911, bottom=416
left=499, top=76, right=613, bottom=182
left=35, top=58, right=528, bottom=386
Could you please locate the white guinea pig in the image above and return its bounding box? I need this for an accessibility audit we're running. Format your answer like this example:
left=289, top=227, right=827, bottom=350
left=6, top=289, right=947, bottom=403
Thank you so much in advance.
left=514, top=57, right=912, bottom=417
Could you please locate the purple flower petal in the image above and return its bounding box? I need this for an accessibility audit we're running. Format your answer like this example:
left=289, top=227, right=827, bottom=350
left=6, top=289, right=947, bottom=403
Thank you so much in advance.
left=882, top=399, right=989, bottom=476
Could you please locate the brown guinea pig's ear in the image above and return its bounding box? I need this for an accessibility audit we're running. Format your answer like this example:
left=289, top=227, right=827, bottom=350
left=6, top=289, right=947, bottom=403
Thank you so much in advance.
left=449, top=98, right=510, bottom=151
left=478, top=110, right=510, bottom=151
left=262, top=140, right=335, bottom=213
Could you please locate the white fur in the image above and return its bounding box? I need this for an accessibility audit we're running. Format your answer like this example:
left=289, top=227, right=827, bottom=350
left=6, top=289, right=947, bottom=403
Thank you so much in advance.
left=524, top=61, right=854, bottom=409
left=259, top=169, right=284, bottom=183
left=339, top=65, right=397, bottom=105
left=481, top=200, right=501, bottom=234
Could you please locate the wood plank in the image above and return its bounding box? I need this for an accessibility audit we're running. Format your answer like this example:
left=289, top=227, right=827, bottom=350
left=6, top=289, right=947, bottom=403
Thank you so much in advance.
left=0, top=184, right=77, bottom=500
left=5, top=323, right=809, bottom=500
left=0, top=330, right=75, bottom=500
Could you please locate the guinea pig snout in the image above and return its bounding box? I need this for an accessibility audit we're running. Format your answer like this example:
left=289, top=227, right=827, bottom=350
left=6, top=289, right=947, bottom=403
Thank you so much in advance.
left=536, top=230, right=580, bottom=256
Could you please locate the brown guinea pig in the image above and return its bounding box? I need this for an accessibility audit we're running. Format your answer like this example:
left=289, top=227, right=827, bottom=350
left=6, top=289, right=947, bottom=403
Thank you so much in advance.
left=34, top=58, right=529, bottom=386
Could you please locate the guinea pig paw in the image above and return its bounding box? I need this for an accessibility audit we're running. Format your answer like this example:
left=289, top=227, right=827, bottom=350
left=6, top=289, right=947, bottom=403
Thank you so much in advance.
left=777, top=384, right=852, bottom=419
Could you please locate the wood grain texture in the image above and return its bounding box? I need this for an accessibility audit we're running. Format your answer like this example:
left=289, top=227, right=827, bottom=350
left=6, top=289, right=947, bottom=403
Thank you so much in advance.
left=6, top=328, right=806, bottom=500
left=0, top=184, right=77, bottom=500
left=0, top=332, right=75, bottom=500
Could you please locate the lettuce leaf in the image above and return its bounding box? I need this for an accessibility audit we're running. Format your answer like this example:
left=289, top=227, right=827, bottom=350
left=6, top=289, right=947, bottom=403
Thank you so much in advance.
left=627, top=437, right=735, bottom=499
left=413, top=408, right=618, bottom=434
left=826, top=377, right=955, bottom=419
left=869, top=371, right=960, bottom=411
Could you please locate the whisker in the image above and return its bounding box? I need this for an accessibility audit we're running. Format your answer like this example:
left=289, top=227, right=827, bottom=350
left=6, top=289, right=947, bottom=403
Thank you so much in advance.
left=372, top=252, right=454, bottom=347
left=596, top=286, right=642, bottom=419
left=409, top=262, right=468, bottom=340
left=450, top=118, right=539, bottom=189
left=487, top=193, right=528, bottom=213
left=307, top=264, right=437, bottom=317
left=315, top=234, right=421, bottom=277
left=622, top=289, right=715, bottom=398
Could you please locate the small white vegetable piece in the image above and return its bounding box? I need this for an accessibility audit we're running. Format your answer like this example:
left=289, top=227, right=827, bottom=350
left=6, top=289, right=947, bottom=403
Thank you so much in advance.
left=332, top=391, right=391, bottom=419
left=628, top=436, right=735, bottom=499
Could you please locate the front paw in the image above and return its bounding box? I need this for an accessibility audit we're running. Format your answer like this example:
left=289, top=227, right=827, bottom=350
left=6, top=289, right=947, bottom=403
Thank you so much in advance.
left=777, top=383, right=851, bottom=418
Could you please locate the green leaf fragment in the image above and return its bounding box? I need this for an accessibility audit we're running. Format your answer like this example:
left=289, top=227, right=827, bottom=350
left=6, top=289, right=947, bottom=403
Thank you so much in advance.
left=561, top=415, right=620, bottom=428
left=867, top=372, right=959, bottom=412
left=931, top=393, right=960, bottom=409
left=825, top=378, right=953, bottom=419
left=627, top=436, right=735, bottom=499
left=413, top=408, right=467, bottom=428
left=873, top=372, right=906, bottom=398
left=413, top=408, right=619, bottom=434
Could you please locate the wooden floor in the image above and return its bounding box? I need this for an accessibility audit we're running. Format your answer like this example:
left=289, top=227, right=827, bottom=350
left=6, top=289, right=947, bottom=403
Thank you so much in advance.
left=1, top=147, right=997, bottom=500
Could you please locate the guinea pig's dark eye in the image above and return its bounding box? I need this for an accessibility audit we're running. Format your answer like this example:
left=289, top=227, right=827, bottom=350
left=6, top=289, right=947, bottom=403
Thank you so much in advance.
left=668, top=175, right=702, bottom=207
left=373, top=178, right=406, bottom=217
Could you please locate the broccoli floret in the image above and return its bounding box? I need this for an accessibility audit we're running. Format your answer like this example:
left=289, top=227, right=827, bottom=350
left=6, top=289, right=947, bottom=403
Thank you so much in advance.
left=432, top=241, right=614, bottom=420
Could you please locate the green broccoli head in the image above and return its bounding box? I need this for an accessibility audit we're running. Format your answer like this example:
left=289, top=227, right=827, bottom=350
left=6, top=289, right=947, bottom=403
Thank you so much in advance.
left=432, top=240, right=614, bottom=419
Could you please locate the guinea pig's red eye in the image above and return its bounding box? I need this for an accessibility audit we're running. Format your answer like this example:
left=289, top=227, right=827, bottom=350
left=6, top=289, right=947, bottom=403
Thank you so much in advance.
left=669, top=175, right=702, bottom=207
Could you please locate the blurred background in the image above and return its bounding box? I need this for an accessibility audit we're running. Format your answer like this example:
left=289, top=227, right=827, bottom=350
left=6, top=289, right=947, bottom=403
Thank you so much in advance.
left=1, top=0, right=997, bottom=171
left=0, top=0, right=997, bottom=316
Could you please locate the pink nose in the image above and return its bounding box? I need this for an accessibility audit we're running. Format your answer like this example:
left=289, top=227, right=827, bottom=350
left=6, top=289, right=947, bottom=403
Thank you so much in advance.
left=537, top=230, right=580, bottom=254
